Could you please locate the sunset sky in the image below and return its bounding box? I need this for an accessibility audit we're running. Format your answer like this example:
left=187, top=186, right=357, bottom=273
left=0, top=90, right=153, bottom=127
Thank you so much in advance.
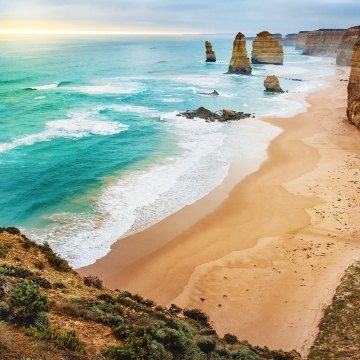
left=0, top=0, right=359, bottom=35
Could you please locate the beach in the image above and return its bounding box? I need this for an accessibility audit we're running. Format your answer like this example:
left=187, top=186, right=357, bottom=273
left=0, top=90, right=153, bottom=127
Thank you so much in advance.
left=79, top=70, right=360, bottom=356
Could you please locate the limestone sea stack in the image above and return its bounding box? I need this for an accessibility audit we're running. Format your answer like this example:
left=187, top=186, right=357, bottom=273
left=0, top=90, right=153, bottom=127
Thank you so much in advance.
left=284, top=33, right=297, bottom=46
left=228, top=32, right=252, bottom=75
left=347, top=39, right=360, bottom=128
left=272, top=33, right=283, bottom=44
left=205, top=41, right=216, bottom=62
left=295, top=31, right=310, bottom=50
left=251, top=31, right=284, bottom=65
left=336, top=26, right=360, bottom=66
left=264, top=75, right=284, bottom=93
left=303, top=29, right=346, bottom=56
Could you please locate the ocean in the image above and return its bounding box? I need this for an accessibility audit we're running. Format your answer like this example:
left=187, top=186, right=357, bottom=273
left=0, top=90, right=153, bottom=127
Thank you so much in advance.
left=0, top=35, right=335, bottom=267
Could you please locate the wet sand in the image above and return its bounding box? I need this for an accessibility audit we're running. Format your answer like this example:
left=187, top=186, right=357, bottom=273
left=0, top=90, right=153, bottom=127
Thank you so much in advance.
left=79, top=71, right=360, bottom=356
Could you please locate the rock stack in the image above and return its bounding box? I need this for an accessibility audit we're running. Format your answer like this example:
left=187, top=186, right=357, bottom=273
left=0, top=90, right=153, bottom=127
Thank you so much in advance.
left=272, top=33, right=283, bottom=44
left=336, top=26, right=360, bottom=66
left=264, top=75, right=284, bottom=93
left=303, top=29, right=346, bottom=56
left=251, top=31, right=284, bottom=65
left=295, top=31, right=310, bottom=50
left=205, top=41, right=216, bottom=62
left=228, top=32, right=252, bottom=75
left=347, top=39, right=360, bottom=128
left=284, top=34, right=297, bottom=46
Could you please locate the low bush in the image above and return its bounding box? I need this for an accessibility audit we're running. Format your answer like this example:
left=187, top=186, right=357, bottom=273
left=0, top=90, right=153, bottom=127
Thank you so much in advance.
left=224, top=333, right=238, bottom=345
left=196, top=337, right=216, bottom=354
left=0, top=301, right=10, bottom=319
left=0, top=244, right=11, bottom=258
left=40, top=242, right=71, bottom=272
left=54, top=330, right=85, bottom=353
left=83, top=275, right=103, bottom=290
left=169, top=303, right=182, bottom=314
left=183, top=308, right=210, bottom=327
left=33, top=261, right=45, bottom=270
left=97, top=293, right=115, bottom=303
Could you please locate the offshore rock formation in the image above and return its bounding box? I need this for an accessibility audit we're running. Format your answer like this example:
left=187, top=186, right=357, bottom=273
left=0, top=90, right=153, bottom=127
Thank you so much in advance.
left=264, top=75, right=284, bottom=93
left=251, top=31, right=284, bottom=65
left=199, top=90, right=219, bottom=96
left=347, top=40, right=360, bottom=128
left=336, top=26, right=360, bottom=66
left=272, top=33, right=283, bottom=44
left=177, top=107, right=252, bottom=122
left=205, top=41, right=216, bottom=62
left=303, top=29, right=346, bottom=56
left=228, top=32, right=252, bottom=75
left=295, top=31, right=310, bottom=50
left=284, top=33, right=297, bottom=46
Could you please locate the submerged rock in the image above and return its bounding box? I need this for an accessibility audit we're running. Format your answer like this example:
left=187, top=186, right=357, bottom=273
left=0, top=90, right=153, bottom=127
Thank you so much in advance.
left=177, top=107, right=252, bottom=122
left=264, top=75, right=284, bottom=93
left=347, top=39, right=360, bottom=128
left=199, top=90, right=219, bottom=96
left=227, top=32, right=252, bottom=75
left=303, top=29, right=346, bottom=56
left=251, top=31, right=284, bottom=65
left=205, top=41, right=216, bottom=62
left=336, top=26, right=360, bottom=66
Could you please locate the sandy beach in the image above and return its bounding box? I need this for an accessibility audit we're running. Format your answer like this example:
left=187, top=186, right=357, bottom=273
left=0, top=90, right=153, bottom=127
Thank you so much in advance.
left=79, top=70, right=360, bottom=356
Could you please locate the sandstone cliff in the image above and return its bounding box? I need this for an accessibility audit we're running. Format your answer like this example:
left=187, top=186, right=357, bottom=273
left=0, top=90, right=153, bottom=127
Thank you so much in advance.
left=205, top=41, right=216, bottom=62
left=336, top=26, right=360, bottom=66
left=347, top=39, right=360, bottom=128
left=295, top=31, right=310, bottom=50
left=251, top=31, right=284, bottom=65
left=228, top=32, right=252, bottom=75
left=284, top=34, right=297, bottom=46
left=303, top=29, right=346, bottom=56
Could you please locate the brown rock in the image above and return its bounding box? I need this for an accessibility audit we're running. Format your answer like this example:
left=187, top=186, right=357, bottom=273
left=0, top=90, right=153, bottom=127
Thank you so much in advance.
left=295, top=31, right=310, bottom=50
left=205, top=41, right=216, bottom=62
left=251, top=31, right=284, bottom=65
left=228, top=32, right=252, bottom=75
left=264, top=75, right=284, bottom=93
left=336, top=26, right=360, bottom=66
left=347, top=39, right=360, bottom=128
left=284, top=33, right=297, bottom=46
left=303, top=29, right=346, bottom=56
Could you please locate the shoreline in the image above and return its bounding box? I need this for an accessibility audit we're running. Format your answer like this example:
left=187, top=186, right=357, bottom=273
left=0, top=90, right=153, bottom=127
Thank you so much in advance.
left=79, top=70, right=360, bottom=356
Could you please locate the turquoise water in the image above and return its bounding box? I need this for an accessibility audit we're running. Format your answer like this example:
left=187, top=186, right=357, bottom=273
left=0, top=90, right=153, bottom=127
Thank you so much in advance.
left=0, top=35, right=335, bottom=266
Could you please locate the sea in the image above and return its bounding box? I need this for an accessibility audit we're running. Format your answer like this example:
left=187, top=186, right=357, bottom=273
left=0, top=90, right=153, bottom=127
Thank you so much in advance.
left=0, top=35, right=336, bottom=267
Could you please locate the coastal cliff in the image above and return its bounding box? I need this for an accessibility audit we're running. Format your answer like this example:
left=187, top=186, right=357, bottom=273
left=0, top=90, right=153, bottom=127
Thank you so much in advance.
left=205, top=41, right=216, bottom=62
left=228, top=32, right=252, bottom=75
left=336, top=26, right=360, bottom=66
left=251, top=31, right=284, bottom=65
left=284, top=33, right=297, bottom=46
left=303, top=29, right=346, bottom=56
left=295, top=31, right=310, bottom=50
left=271, top=33, right=283, bottom=44
left=347, top=39, right=360, bottom=128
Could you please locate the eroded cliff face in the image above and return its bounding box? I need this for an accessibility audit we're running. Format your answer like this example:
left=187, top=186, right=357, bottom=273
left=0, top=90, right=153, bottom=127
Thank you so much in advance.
left=295, top=31, right=310, bottom=50
left=347, top=40, right=360, bottom=128
left=303, top=29, right=346, bottom=56
left=284, top=34, right=297, bottom=46
left=205, top=41, right=216, bottom=62
left=336, top=26, right=360, bottom=66
left=251, top=31, right=284, bottom=65
left=228, top=32, right=252, bottom=75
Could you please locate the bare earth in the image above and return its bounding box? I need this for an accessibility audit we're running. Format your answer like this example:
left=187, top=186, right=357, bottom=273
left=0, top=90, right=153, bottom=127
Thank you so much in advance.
left=79, top=71, right=360, bottom=357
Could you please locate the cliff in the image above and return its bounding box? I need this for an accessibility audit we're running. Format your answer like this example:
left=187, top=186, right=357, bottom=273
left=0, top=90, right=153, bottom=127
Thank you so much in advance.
left=0, top=228, right=300, bottom=359
left=251, top=31, right=284, bottom=65
left=272, top=33, right=283, bottom=44
left=228, top=32, right=252, bottom=75
left=205, top=41, right=216, bottom=62
left=336, top=25, right=360, bottom=66
left=295, top=31, right=310, bottom=50
left=284, top=33, right=297, bottom=46
left=347, top=40, right=360, bottom=128
left=303, top=29, right=346, bottom=56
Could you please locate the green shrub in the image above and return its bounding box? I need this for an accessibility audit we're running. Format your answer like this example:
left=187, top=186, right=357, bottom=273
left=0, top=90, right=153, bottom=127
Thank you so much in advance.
left=183, top=308, right=210, bottom=326
left=9, top=280, right=49, bottom=324
left=169, top=303, right=182, bottom=314
left=0, top=227, right=21, bottom=236
left=196, top=337, right=216, bottom=353
left=97, top=293, right=115, bottom=303
left=40, top=242, right=71, bottom=272
left=24, top=312, right=52, bottom=340
left=231, top=349, right=261, bottom=360
left=0, top=244, right=11, bottom=258
left=224, top=333, right=238, bottom=344
left=0, top=301, right=10, bottom=319
left=33, top=261, right=45, bottom=270
left=54, top=282, right=66, bottom=290
left=83, top=275, right=103, bottom=289
left=54, top=330, right=84, bottom=353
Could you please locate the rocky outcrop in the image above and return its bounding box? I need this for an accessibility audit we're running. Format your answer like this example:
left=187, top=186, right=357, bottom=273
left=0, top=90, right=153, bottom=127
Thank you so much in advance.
left=205, top=41, right=216, bottom=62
left=284, top=33, right=297, bottom=46
left=303, top=29, right=346, bottom=56
left=251, top=31, right=284, bottom=65
left=336, top=26, right=360, bottom=66
left=347, top=40, right=360, bottom=128
left=295, top=31, right=310, bottom=50
left=177, top=107, right=252, bottom=122
left=228, top=32, right=252, bottom=75
left=272, top=33, right=283, bottom=43
left=199, top=90, right=219, bottom=96
left=264, top=75, right=284, bottom=93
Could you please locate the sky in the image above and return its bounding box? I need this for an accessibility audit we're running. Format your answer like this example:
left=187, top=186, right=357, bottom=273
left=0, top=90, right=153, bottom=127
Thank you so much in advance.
left=0, top=0, right=359, bottom=35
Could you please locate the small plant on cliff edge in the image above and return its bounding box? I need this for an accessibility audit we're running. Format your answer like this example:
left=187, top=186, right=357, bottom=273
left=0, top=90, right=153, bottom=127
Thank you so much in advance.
left=183, top=308, right=210, bottom=327
left=40, top=242, right=71, bottom=272
left=84, top=275, right=103, bottom=290
left=54, top=330, right=85, bottom=353
left=0, top=243, right=11, bottom=259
